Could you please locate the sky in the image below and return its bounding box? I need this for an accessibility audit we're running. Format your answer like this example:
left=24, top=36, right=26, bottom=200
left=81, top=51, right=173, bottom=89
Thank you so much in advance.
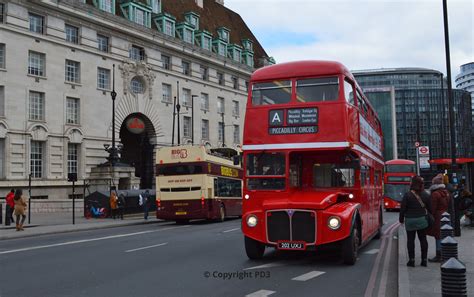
left=225, top=0, right=473, bottom=77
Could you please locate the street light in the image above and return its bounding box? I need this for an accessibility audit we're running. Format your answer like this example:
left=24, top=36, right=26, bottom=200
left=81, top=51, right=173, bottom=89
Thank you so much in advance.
left=191, top=94, right=199, bottom=145
left=105, top=64, right=119, bottom=166
left=221, top=112, right=225, bottom=147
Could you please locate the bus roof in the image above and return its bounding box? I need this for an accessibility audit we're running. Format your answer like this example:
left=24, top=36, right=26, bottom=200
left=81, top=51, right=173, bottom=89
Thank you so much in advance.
left=385, top=159, right=415, bottom=165
left=251, top=60, right=354, bottom=82
left=156, top=145, right=240, bottom=166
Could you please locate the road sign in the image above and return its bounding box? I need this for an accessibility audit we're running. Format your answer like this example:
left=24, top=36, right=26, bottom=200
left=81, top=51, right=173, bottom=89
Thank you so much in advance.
left=419, top=156, right=430, bottom=169
left=418, top=146, right=429, bottom=155
left=415, top=141, right=420, bottom=147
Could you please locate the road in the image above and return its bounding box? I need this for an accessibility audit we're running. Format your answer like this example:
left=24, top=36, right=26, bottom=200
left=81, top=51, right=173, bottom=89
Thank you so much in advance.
left=0, top=212, right=400, bottom=297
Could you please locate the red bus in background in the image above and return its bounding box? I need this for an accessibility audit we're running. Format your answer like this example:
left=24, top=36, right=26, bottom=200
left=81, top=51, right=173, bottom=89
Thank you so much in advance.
left=383, top=159, right=416, bottom=211
left=242, top=60, right=384, bottom=265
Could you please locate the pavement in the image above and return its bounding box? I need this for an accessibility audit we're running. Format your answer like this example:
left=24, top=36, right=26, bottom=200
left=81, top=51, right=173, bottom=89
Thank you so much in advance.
left=398, top=223, right=474, bottom=297
left=0, top=211, right=157, bottom=240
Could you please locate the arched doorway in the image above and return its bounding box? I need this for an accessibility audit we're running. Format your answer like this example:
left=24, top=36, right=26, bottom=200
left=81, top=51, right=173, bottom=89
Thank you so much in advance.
left=119, top=113, right=155, bottom=189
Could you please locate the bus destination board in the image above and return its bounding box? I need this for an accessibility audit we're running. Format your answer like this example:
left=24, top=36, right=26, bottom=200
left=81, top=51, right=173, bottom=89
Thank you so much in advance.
left=287, top=108, right=318, bottom=125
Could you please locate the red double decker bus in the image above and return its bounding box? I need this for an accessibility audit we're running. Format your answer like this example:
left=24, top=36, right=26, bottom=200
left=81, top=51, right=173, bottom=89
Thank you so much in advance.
left=241, top=61, right=384, bottom=265
left=383, top=159, right=416, bottom=211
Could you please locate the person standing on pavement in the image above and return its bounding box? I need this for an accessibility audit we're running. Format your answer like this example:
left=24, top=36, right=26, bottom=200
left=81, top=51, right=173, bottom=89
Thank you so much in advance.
left=140, top=190, right=150, bottom=220
left=399, top=175, right=431, bottom=267
left=13, top=189, right=27, bottom=231
left=5, top=189, right=15, bottom=224
left=109, top=190, right=118, bottom=219
left=117, top=193, right=125, bottom=220
left=427, top=173, right=452, bottom=262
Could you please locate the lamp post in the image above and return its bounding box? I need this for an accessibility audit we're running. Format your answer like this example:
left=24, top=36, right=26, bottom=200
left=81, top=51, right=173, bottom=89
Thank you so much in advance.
left=191, top=94, right=199, bottom=145
left=221, top=112, right=225, bottom=147
left=106, top=64, right=119, bottom=166
left=177, top=94, right=181, bottom=146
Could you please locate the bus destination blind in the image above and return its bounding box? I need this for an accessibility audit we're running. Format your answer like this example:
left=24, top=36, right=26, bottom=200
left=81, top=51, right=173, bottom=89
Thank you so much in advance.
left=269, top=108, right=318, bottom=135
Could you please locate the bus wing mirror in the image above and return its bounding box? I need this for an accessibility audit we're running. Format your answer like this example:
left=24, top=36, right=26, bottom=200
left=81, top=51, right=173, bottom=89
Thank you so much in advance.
left=233, top=155, right=240, bottom=166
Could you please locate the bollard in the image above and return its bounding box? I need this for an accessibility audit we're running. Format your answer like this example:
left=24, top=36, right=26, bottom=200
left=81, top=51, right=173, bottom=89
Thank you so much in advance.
left=440, top=224, right=454, bottom=240
left=441, top=236, right=458, bottom=262
left=440, top=217, right=451, bottom=227
left=442, top=212, right=451, bottom=220
left=440, top=257, right=467, bottom=297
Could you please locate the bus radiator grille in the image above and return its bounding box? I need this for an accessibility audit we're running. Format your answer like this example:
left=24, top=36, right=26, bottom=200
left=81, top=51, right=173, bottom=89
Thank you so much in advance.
left=266, top=210, right=316, bottom=244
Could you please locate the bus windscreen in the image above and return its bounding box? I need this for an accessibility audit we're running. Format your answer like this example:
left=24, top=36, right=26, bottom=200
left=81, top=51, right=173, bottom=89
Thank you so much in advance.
left=246, top=152, right=286, bottom=190
left=385, top=164, right=415, bottom=173
left=384, top=184, right=410, bottom=202
left=157, top=164, right=204, bottom=176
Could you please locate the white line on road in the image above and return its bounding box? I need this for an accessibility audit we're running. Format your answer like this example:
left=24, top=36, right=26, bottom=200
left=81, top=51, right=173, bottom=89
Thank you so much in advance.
left=243, top=262, right=285, bottom=270
left=125, top=242, right=168, bottom=253
left=245, top=289, right=276, bottom=297
left=0, top=225, right=190, bottom=255
left=222, top=227, right=240, bottom=233
left=292, top=270, right=325, bottom=281
left=364, top=249, right=380, bottom=254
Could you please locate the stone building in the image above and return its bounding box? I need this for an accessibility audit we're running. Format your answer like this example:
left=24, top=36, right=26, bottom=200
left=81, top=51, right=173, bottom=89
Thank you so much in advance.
left=0, top=0, right=272, bottom=202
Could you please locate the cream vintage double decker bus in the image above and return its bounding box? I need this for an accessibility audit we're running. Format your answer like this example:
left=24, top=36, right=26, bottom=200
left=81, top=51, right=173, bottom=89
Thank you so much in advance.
left=155, top=145, right=242, bottom=223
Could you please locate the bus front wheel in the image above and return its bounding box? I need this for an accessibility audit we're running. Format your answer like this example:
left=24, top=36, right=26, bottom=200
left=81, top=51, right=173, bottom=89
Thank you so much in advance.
left=342, top=227, right=360, bottom=265
left=245, top=236, right=265, bottom=260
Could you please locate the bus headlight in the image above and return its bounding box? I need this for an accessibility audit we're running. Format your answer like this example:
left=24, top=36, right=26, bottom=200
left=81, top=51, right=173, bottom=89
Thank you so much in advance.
left=348, top=193, right=354, bottom=199
left=247, top=215, right=258, bottom=227
left=328, top=216, right=341, bottom=230
left=244, top=194, right=250, bottom=200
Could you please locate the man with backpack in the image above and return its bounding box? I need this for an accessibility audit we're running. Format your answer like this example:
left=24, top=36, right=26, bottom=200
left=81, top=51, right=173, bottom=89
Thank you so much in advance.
left=139, top=190, right=150, bottom=220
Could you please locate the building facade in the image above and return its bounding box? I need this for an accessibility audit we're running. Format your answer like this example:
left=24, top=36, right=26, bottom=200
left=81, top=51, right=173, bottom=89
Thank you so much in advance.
left=455, top=62, right=474, bottom=125
left=353, top=68, right=473, bottom=174
left=0, top=0, right=272, bottom=200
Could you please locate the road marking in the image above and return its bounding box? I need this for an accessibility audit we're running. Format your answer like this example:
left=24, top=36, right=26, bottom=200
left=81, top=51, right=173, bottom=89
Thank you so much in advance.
left=292, top=271, right=325, bottom=281
left=0, top=225, right=190, bottom=255
left=245, top=289, right=276, bottom=297
left=125, top=242, right=168, bottom=253
left=376, top=223, right=399, bottom=297
left=364, top=221, right=400, bottom=297
left=223, top=227, right=240, bottom=233
left=364, top=249, right=380, bottom=254
left=244, top=262, right=284, bottom=270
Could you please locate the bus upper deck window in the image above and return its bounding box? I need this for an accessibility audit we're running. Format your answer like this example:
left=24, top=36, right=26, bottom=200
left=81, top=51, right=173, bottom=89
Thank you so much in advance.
left=251, top=80, right=291, bottom=105
left=296, top=77, right=339, bottom=103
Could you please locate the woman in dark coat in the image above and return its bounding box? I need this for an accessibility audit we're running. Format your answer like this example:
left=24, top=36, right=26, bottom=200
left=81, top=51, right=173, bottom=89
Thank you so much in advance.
left=427, top=173, right=452, bottom=262
left=399, top=176, right=432, bottom=267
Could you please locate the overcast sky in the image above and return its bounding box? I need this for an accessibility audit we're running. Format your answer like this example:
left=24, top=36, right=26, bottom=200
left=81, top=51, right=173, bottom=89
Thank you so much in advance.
left=225, top=0, right=473, bottom=77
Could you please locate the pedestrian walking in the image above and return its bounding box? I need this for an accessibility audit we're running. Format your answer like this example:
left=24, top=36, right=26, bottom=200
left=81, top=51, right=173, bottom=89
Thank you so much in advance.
left=117, top=193, right=125, bottom=220
left=110, top=190, right=118, bottom=219
left=427, top=173, right=452, bottom=262
left=399, top=175, right=432, bottom=267
left=13, top=189, right=27, bottom=231
left=5, top=189, right=15, bottom=224
left=140, top=190, right=150, bottom=220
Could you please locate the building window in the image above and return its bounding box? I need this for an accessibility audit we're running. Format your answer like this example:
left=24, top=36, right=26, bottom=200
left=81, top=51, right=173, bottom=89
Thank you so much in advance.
left=183, top=116, right=191, bottom=138
left=0, top=139, right=4, bottom=179
left=66, top=97, right=80, bottom=124
left=30, top=141, right=43, bottom=178
left=29, top=91, right=44, bottom=121
left=232, top=100, right=239, bottom=117
left=151, top=0, right=161, bottom=13
left=162, top=54, right=170, bottom=70
left=162, top=83, right=172, bottom=103
left=218, top=122, right=224, bottom=142
left=134, top=8, right=146, bottom=26
left=200, top=66, right=208, bottom=81
left=218, top=43, right=226, bottom=56
left=0, top=3, right=4, bottom=24
left=68, top=143, right=78, bottom=175
left=217, top=72, right=224, bottom=86
left=233, top=125, right=240, bottom=144
left=97, top=68, right=110, bottom=90
left=203, top=36, right=211, bottom=51
left=201, top=119, right=209, bottom=140
left=28, top=51, right=45, bottom=77
left=201, top=93, right=209, bottom=111
left=164, top=20, right=174, bottom=36
left=129, top=45, right=145, bottom=61
left=0, top=86, right=4, bottom=117
left=182, top=61, right=190, bottom=76
left=130, top=77, right=145, bottom=94
left=232, top=76, right=238, bottom=90
left=0, top=44, right=4, bottom=69
left=65, top=60, right=80, bottom=83
left=182, top=88, right=191, bottom=106
left=97, top=34, right=109, bottom=52
left=217, top=97, right=224, bottom=114
left=65, top=24, right=79, bottom=44
left=99, top=0, right=113, bottom=13
left=233, top=50, right=240, bottom=62
left=183, top=29, right=193, bottom=43
left=29, top=13, right=44, bottom=34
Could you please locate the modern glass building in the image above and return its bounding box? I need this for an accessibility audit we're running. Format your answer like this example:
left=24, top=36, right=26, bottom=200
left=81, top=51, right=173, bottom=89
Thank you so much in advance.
left=455, top=62, right=474, bottom=125
left=353, top=68, right=444, bottom=90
